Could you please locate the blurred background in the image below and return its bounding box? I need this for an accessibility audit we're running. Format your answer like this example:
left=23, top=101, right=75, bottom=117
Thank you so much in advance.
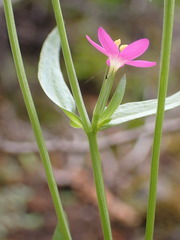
left=0, top=0, right=180, bottom=239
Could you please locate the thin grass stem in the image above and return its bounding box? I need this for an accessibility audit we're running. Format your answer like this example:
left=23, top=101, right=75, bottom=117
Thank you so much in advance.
left=145, top=1, right=175, bottom=239
left=3, top=1, right=72, bottom=239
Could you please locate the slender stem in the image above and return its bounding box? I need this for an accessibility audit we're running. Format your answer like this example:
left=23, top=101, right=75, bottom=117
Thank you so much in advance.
left=145, top=1, right=175, bottom=239
left=52, top=0, right=113, bottom=235
left=51, top=0, right=91, bottom=133
left=3, top=1, right=72, bottom=239
left=87, top=132, right=113, bottom=240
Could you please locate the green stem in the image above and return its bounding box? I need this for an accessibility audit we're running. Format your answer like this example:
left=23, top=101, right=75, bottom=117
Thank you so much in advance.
left=3, top=1, right=72, bottom=239
left=87, top=132, right=113, bottom=240
left=145, top=0, right=175, bottom=239
left=51, top=0, right=91, bottom=133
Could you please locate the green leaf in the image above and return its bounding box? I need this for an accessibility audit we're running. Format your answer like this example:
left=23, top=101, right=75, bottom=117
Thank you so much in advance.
left=63, top=110, right=83, bottom=126
left=70, top=120, right=83, bottom=128
left=101, top=91, right=180, bottom=129
left=52, top=224, right=63, bottom=240
left=67, top=112, right=83, bottom=128
left=99, top=74, right=126, bottom=125
left=38, top=28, right=76, bottom=116
left=97, top=118, right=111, bottom=129
left=52, top=212, right=70, bottom=240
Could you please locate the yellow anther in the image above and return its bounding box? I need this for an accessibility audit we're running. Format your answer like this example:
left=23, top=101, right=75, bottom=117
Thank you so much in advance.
left=120, top=44, right=128, bottom=51
left=114, top=39, right=121, bottom=48
left=115, top=39, right=128, bottom=51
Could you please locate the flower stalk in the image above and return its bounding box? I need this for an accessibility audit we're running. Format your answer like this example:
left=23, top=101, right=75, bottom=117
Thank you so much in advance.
left=87, top=132, right=113, bottom=240
left=145, top=0, right=175, bottom=239
left=51, top=1, right=113, bottom=239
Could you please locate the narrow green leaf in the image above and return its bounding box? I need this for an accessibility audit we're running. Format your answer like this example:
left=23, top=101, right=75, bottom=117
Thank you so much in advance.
left=52, top=212, right=70, bottom=240
left=99, top=74, right=126, bottom=125
left=97, top=118, right=111, bottom=129
left=70, top=120, right=83, bottom=128
left=38, top=28, right=76, bottom=115
left=52, top=224, right=63, bottom=240
left=101, top=91, right=180, bottom=129
left=63, top=110, right=83, bottom=126
left=66, top=111, right=83, bottom=128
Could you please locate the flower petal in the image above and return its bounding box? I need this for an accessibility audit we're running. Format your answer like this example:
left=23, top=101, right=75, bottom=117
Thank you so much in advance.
left=126, top=60, right=156, bottom=68
left=106, top=59, right=110, bottom=66
left=98, top=27, right=119, bottom=56
left=120, top=39, right=150, bottom=61
left=86, top=35, right=108, bottom=56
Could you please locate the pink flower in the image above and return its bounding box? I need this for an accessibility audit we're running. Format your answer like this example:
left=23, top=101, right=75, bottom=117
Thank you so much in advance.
left=86, top=27, right=156, bottom=71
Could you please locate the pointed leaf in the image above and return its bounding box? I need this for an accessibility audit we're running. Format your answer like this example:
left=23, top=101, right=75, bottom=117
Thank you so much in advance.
left=101, top=91, right=180, bottom=129
left=66, top=111, right=83, bottom=128
left=63, top=110, right=83, bottom=126
left=38, top=28, right=76, bottom=115
left=99, top=74, right=126, bottom=125
left=97, top=118, right=111, bottom=129
left=70, top=120, right=83, bottom=128
left=52, top=224, right=63, bottom=240
left=52, top=212, right=70, bottom=240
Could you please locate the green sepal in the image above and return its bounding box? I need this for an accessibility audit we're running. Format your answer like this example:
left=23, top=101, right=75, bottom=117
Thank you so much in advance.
left=92, top=70, right=116, bottom=129
left=99, top=74, right=126, bottom=125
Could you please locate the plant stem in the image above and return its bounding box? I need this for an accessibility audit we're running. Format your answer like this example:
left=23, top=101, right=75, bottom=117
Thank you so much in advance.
left=51, top=0, right=91, bottom=133
left=145, top=0, right=175, bottom=239
left=51, top=1, right=113, bottom=238
left=3, top=1, right=72, bottom=239
left=87, top=132, right=113, bottom=240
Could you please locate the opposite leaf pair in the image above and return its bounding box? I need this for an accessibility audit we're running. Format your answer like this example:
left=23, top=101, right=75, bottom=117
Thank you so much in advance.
left=38, top=28, right=180, bottom=131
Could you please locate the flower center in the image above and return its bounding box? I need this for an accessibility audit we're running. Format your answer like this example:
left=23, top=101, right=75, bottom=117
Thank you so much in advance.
left=114, top=39, right=128, bottom=51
